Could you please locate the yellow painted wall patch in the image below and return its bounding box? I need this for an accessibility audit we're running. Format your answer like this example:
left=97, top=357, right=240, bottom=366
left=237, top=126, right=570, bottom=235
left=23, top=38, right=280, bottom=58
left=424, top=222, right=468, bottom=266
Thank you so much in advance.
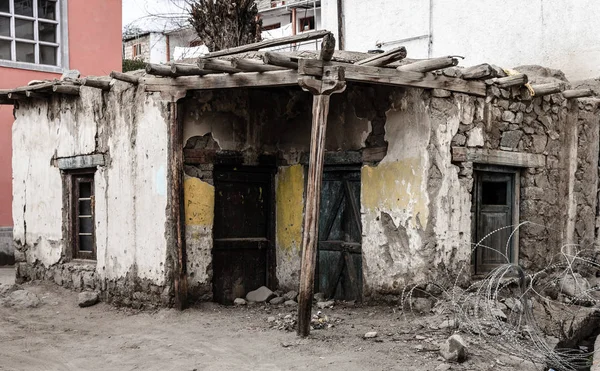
left=276, top=165, right=304, bottom=253
left=184, top=177, right=215, bottom=226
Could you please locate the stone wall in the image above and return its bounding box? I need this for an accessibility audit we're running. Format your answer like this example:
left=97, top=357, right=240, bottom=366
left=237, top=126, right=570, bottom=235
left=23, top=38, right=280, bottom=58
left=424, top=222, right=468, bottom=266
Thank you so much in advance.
left=0, top=227, right=13, bottom=266
left=451, top=76, right=600, bottom=271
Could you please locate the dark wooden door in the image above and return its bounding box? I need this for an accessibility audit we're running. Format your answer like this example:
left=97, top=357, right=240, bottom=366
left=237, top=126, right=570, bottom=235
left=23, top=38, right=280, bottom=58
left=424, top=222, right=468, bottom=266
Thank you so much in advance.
left=473, top=172, right=514, bottom=274
left=212, top=168, right=273, bottom=304
left=317, top=167, right=362, bottom=301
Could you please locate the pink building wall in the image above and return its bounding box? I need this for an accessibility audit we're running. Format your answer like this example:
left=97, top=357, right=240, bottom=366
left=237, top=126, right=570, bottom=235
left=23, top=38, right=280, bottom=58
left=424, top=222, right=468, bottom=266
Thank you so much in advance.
left=0, top=0, right=122, bottom=228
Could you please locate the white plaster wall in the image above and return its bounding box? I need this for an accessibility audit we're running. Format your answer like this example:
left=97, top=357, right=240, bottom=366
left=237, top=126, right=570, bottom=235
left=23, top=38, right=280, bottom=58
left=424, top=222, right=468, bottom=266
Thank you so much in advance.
left=13, top=87, right=170, bottom=286
left=149, top=33, right=168, bottom=64
left=322, top=0, right=600, bottom=80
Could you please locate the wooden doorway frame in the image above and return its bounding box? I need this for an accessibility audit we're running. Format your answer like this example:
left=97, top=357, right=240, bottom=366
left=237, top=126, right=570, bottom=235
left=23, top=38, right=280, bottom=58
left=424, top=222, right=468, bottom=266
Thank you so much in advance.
left=471, top=165, right=520, bottom=275
left=212, top=164, right=278, bottom=293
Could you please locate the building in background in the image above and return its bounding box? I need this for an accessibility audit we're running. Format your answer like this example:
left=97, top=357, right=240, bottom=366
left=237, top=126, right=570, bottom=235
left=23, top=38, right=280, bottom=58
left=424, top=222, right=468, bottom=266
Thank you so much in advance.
left=122, top=26, right=206, bottom=64
left=258, top=0, right=322, bottom=52
left=320, top=0, right=600, bottom=81
left=0, top=0, right=122, bottom=265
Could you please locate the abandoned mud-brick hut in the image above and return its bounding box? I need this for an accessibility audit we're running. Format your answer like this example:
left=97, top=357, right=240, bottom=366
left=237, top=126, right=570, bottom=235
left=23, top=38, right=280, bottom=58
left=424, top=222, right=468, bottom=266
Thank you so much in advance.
left=3, top=32, right=600, bottom=313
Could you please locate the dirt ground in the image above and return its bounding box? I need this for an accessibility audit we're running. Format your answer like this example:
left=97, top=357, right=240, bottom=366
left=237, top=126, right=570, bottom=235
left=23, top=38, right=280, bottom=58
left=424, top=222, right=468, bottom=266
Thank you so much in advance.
left=0, top=269, right=540, bottom=371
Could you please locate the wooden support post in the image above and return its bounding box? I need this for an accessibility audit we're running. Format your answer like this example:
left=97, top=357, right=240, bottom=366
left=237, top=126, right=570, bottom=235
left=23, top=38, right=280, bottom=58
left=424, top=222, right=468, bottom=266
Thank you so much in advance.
left=530, top=82, right=564, bottom=97
left=355, top=46, right=407, bottom=67
left=492, top=74, right=528, bottom=88
left=319, top=33, right=336, bottom=61
left=396, top=57, right=458, bottom=73
left=231, top=58, right=287, bottom=72
left=562, top=89, right=595, bottom=99
left=146, top=63, right=176, bottom=77
left=82, top=77, right=112, bottom=91
left=110, top=71, right=140, bottom=85
left=171, top=63, right=210, bottom=76
left=166, top=89, right=188, bottom=310
left=297, top=66, right=346, bottom=338
left=263, top=52, right=299, bottom=69
left=52, top=84, right=80, bottom=95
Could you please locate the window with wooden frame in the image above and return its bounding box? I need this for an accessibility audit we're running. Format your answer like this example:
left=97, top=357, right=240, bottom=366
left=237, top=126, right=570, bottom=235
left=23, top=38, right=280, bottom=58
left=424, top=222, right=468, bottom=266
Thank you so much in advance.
left=262, top=23, right=281, bottom=31
left=71, top=172, right=96, bottom=260
left=132, top=43, right=141, bottom=58
left=298, top=16, right=315, bottom=32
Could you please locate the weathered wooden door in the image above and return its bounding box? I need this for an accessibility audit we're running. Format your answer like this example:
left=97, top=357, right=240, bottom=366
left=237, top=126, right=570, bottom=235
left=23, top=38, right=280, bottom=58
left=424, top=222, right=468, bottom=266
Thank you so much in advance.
left=317, top=167, right=362, bottom=301
left=473, top=171, right=514, bottom=274
left=212, top=168, right=273, bottom=304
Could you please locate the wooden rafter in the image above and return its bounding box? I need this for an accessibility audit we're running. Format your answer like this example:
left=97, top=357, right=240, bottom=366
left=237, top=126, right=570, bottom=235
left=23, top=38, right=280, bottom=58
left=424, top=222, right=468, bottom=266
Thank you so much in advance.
left=201, top=30, right=331, bottom=58
left=299, top=59, right=487, bottom=96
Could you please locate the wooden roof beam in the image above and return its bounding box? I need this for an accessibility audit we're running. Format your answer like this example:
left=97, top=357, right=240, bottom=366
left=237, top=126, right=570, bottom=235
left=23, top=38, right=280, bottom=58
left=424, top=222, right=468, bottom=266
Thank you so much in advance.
left=562, top=89, right=595, bottom=99
left=530, top=82, right=564, bottom=97
left=299, top=59, right=486, bottom=96
left=197, top=59, right=241, bottom=74
left=171, top=63, right=211, bottom=76
left=53, top=84, right=80, bottom=95
left=354, top=46, right=407, bottom=67
left=110, top=71, right=139, bottom=85
left=82, top=77, right=112, bottom=91
left=142, top=70, right=300, bottom=92
left=396, top=57, right=459, bottom=73
left=146, top=63, right=177, bottom=77
left=263, top=52, right=299, bottom=69
left=201, top=30, right=331, bottom=58
left=231, top=58, right=288, bottom=72
left=492, top=74, right=528, bottom=88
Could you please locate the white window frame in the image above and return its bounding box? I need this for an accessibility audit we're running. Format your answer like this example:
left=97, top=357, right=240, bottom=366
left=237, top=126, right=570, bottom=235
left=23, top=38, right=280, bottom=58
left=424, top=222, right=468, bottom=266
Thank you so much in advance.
left=0, top=0, right=69, bottom=73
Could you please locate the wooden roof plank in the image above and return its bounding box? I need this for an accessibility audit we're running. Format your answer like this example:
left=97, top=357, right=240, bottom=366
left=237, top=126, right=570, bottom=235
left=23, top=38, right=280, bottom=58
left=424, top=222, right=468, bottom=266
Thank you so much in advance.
left=142, top=70, right=300, bottom=92
left=299, top=60, right=486, bottom=96
left=202, top=30, right=331, bottom=59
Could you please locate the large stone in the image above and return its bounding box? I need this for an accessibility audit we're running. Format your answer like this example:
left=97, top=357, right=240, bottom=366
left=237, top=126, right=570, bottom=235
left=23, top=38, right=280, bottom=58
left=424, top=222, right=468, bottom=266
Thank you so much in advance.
left=501, top=110, right=516, bottom=122
left=78, top=291, right=99, bottom=308
left=560, top=273, right=590, bottom=298
left=283, top=290, right=298, bottom=301
left=284, top=300, right=297, bottom=307
left=314, top=292, right=326, bottom=302
left=466, top=127, right=484, bottom=147
left=500, top=130, right=523, bottom=149
left=364, top=331, right=378, bottom=338
left=246, top=286, right=275, bottom=303
left=233, top=298, right=247, bottom=305
left=269, top=296, right=285, bottom=305
left=439, top=334, right=468, bottom=362
left=317, top=300, right=334, bottom=309
left=5, top=290, right=40, bottom=308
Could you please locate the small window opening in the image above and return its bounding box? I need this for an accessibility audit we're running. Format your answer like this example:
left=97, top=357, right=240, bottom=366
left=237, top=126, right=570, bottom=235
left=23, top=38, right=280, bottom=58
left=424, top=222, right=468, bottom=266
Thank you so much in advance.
left=72, top=172, right=95, bottom=259
left=481, top=181, right=507, bottom=205
left=298, top=16, right=315, bottom=32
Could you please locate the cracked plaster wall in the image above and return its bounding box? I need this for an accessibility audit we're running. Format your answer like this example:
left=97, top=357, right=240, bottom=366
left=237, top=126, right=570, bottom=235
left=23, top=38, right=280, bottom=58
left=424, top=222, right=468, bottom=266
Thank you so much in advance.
left=12, top=83, right=171, bottom=305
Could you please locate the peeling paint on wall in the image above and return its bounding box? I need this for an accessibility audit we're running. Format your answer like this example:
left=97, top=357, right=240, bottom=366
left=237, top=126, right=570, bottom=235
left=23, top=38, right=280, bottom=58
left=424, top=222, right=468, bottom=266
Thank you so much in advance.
left=184, top=175, right=215, bottom=300
left=275, top=165, right=305, bottom=290
left=184, top=176, right=215, bottom=226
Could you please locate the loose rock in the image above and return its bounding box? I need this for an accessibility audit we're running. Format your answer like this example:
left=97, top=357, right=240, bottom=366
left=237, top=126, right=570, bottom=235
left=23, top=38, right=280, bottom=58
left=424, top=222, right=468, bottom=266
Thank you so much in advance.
left=313, top=292, right=326, bottom=302
left=4, top=290, right=40, bottom=308
left=246, top=286, right=275, bottom=303
left=317, top=300, right=335, bottom=309
left=269, top=297, right=285, bottom=305
left=234, top=298, right=247, bottom=305
left=284, top=300, right=297, bottom=307
left=283, top=290, right=298, bottom=301
left=439, top=334, right=468, bottom=363
left=364, top=331, right=378, bottom=339
left=435, top=363, right=452, bottom=371
left=78, top=291, right=99, bottom=308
